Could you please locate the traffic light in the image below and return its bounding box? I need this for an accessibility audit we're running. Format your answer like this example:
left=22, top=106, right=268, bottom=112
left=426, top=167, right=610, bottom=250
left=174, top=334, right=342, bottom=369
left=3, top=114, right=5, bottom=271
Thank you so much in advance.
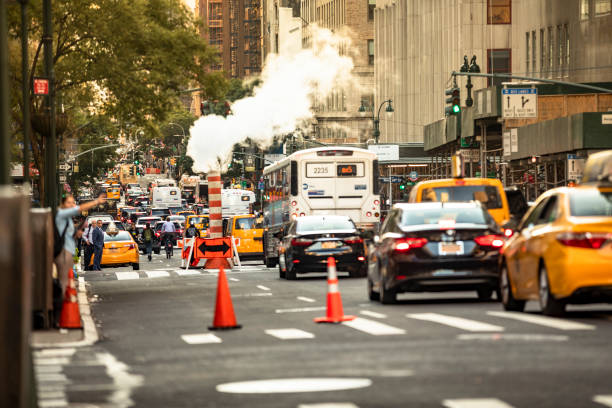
left=445, top=87, right=461, bottom=116
left=399, top=184, right=406, bottom=190
left=530, top=155, right=539, bottom=164
left=200, top=101, right=210, bottom=116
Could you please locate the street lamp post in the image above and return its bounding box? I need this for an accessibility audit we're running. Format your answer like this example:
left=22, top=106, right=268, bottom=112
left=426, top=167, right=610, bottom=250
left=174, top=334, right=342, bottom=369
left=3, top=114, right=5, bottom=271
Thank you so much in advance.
left=166, top=122, right=186, bottom=177
left=358, top=99, right=394, bottom=144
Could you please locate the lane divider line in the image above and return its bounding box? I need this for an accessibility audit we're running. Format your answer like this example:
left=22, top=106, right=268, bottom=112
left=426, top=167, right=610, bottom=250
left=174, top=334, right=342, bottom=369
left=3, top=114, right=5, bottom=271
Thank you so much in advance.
left=342, top=317, right=406, bottom=336
left=407, top=313, right=504, bottom=332
left=275, top=306, right=327, bottom=314
left=297, top=296, right=316, bottom=303
left=359, top=310, right=387, bottom=319
left=486, top=311, right=596, bottom=331
left=265, top=328, right=315, bottom=340
left=181, top=333, right=222, bottom=345
left=229, top=278, right=240, bottom=282
left=257, top=285, right=271, bottom=291
left=594, top=395, right=612, bottom=407
left=443, top=398, right=515, bottom=408
left=298, top=403, right=360, bottom=408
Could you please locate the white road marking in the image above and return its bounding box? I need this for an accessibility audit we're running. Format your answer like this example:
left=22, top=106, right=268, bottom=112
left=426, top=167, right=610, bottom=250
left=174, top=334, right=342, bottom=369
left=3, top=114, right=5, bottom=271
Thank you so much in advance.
left=34, top=357, right=71, bottom=365
left=145, top=270, right=170, bottom=279
left=297, top=296, right=316, bottom=303
left=359, top=310, right=387, bottom=319
left=96, top=352, right=144, bottom=408
left=265, top=329, right=315, bottom=340
left=298, top=403, right=359, bottom=408
left=34, top=348, right=76, bottom=357
left=174, top=269, right=202, bottom=276
left=216, top=378, right=372, bottom=394
left=486, top=311, right=596, bottom=331
left=442, top=398, right=515, bottom=408
left=115, top=272, right=140, bottom=280
left=38, top=399, right=68, bottom=407
left=342, top=317, right=406, bottom=336
left=37, top=391, right=66, bottom=400
left=35, top=365, right=64, bottom=373
left=457, top=333, right=568, bottom=342
left=229, top=278, right=240, bottom=282
left=181, top=333, right=223, bottom=344
left=276, top=306, right=327, bottom=314
left=407, top=313, right=504, bottom=332
left=594, top=395, right=612, bottom=407
left=257, top=285, right=271, bottom=291
left=233, top=293, right=273, bottom=298
left=35, top=373, right=68, bottom=383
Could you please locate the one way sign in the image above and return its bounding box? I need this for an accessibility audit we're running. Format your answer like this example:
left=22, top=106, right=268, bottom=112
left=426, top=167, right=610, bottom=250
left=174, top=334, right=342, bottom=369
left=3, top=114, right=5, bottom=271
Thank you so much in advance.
left=195, top=237, right=232, bottom=259
left=502, top=88, right=537, bottom=119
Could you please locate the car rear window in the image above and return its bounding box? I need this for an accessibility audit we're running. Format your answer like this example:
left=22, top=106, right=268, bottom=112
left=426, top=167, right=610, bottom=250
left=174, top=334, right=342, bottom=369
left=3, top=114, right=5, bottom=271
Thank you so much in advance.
left=151, top=209, right=170, bottom=216
left=421, top=185, right=502, bottom=209
left=401, top=207, right=489, bottom=226
left=569, top=189, right=612, bottom=216
left=296, top=217, right=356, bottom=233
left=104, top=231, right=132, bottom=242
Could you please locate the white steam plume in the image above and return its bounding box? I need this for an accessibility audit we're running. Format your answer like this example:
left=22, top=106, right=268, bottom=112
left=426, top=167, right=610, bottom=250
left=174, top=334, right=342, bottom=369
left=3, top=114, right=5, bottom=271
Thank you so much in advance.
left=187, top=26, right=354, bottom=173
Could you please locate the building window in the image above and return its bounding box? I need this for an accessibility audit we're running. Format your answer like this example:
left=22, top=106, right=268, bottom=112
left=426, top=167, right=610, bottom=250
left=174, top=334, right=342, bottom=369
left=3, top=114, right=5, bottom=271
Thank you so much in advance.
left=565, top=24, right=570, bottom=70
left=368, top=39, right=374, bottom=65
left=595, top=0, right=611, bottom=15
left=487, top=49, right=511, bottom=87
left=548, top=27, right=554, bottom=75
left=487, top=0, right=511, bottom=24
left=557, top=25, right=563, bottom=73
left=531, top=30, right=536, bottom=74
left=525, top=32, right=530, bottom=74
left=580, top=0, right=589, bottom=19
left=540, top=28, right=545, bottom=75
left=368, top=0, right=375, bottom=20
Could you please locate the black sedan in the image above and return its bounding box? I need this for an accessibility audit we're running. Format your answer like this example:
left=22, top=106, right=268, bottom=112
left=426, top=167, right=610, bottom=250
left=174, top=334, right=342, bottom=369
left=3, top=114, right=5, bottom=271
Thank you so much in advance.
left=278, top=215, right=367, bottom=280
left=367, top=202, right=505, bottom=304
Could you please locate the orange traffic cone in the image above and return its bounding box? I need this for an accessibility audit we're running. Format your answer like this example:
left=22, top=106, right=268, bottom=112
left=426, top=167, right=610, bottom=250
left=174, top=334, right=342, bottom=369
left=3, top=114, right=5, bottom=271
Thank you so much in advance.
left=59, top=269, right=82, bottom=329
left=208, top=267, right=242, bottom=330
left=314, top=257, right=356, bottom=324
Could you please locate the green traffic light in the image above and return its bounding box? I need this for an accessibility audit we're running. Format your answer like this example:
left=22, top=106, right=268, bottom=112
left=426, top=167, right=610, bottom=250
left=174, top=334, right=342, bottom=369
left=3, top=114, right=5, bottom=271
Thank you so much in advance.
left=452, top=104, right=461, bottom=113
left=399, top=184, right=406, bottom=190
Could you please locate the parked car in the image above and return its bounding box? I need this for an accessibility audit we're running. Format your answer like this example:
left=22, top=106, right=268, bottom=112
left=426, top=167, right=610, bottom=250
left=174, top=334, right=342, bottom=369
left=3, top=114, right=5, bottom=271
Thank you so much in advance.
left=277, top=215, right=367, bottom=280
left=367, top=202, right=505, bottom=304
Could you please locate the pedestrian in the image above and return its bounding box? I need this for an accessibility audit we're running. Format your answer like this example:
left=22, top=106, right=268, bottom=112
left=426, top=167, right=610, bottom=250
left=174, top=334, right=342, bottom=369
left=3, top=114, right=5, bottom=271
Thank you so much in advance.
left=92, top=220, right=105, bottom=271
left=55, top=193, right=106, bottom=294
left=83, top=221, right=95, bottom=271
left=143, top=223, right=154, bottom=261
left=184, top=222, right=199, bottom=239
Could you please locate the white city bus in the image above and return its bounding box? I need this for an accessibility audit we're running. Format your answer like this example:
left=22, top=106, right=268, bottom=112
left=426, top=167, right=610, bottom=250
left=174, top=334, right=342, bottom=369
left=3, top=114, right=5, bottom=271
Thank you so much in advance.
left=222, top=188, right=256, bottom=217
left=261, top=146, right=381, bottom=266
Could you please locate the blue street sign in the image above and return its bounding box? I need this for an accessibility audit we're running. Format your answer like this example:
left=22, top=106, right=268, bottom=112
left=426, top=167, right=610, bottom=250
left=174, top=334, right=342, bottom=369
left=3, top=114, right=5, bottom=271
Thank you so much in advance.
left=409, top=171, right=418, bottom=182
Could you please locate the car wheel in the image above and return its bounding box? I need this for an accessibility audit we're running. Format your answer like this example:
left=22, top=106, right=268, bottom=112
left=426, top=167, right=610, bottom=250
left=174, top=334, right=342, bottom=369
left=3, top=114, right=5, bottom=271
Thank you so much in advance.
left=265, top=253, right=277, bottom=268
left=539, top=265, right=565, bottom=316
left=477, top=288, right=494, bottom=301
left=278, top=254, right=286, bottom=279
left=285, top=255, right=297, bottom=280
left=500, top=264, right=526, bottom=312
left=367, top=278, right=380, bottom=301
left=132, top=263, right=140, bottom=271
left=380, top=280, right=396, bottom=304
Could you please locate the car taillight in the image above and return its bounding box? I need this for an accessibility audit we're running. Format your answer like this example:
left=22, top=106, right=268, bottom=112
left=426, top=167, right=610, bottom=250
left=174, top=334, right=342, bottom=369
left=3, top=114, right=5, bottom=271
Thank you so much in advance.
left=393, top=237, right=428, bottom=253
left=357, top=256, right=365, bottom=261
left=366, top=211, right=372, bottom=217
left=155, top=232, right=160, bottom=237
left=291, top=238, right=313, bottom=247
left=344, top=237, right=363, bottom=244
left=124, top=243, right=136, bottom=249
left=291, top=201, right=297, bottom=206
left=556, top=232, right=611, bottom=249
left=374, top=200, right=380, bottom=206
left=503, top=228, right=514, bottom=237
left=474, top=234, right=505, bottom=249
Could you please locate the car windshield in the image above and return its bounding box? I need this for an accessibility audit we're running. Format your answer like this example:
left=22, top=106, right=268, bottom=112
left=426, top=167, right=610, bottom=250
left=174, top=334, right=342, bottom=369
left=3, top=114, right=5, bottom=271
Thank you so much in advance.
left=151, top=209, right=169, bottom=216
left=569, top=189, right=612, bottom=216
left=422, top=185, right=502, bottom=209
left=234, top=218, right=260, bottom=230
left=401, top=207, right=489, bottom=226
left=296, top=217, right=356, bottom=233
left=104, top=231, right=133, bottom=242
left=188, top=217, right=209, bottom=228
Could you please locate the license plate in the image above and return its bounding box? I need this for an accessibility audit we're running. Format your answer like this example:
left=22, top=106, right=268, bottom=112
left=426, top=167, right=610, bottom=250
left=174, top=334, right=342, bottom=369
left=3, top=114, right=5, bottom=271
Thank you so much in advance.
left=322, top=241, right=338, bottom=249
left=439, top=241, right=464, bottom=256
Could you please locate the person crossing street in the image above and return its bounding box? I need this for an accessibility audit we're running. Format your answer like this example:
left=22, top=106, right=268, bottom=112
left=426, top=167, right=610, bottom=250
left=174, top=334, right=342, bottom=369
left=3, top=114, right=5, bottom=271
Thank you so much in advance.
left=92, top=220, right=104, bottom=271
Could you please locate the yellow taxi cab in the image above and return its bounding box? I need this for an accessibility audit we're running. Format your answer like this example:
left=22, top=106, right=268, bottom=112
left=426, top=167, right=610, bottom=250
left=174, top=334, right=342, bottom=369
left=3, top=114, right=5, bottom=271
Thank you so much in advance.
left=177, top=210, right=196, bottom=217
left=499, top=184, right=612, bottom=316
left=409, top=178, right=510, bottom=226
left=186, top=214, right=210, bottom=237
left=106, top=186, right=121, bottom=200
left=226, top=214, right=264, bottom=261
left=89, top=227, right=140, bottom=271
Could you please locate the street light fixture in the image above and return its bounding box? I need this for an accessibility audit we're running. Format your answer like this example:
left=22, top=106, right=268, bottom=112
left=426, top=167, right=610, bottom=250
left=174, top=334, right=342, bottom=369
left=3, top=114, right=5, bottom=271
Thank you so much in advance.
left=358, top=99, right=393, bottom=144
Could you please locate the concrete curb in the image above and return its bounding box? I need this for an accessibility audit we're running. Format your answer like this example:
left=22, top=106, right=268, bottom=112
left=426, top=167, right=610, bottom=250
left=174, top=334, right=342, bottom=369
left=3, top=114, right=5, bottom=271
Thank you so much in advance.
left=31, top=266, right=99, bottom=348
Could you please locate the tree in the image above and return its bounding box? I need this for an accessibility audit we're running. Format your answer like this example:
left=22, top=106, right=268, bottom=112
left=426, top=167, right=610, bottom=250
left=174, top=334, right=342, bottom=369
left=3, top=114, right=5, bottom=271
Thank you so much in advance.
left=7, top=0, right=227, bottom=202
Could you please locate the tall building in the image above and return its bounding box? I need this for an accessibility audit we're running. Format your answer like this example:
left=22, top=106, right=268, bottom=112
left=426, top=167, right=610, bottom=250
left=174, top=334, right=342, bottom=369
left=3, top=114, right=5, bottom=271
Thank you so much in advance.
left=375, top=0, right=512, bottom=144
left=262, top=0, right=302, bottom=61
left=199, top=0, right=263, bottom=78
left=301, top=0, right=375, bottom=144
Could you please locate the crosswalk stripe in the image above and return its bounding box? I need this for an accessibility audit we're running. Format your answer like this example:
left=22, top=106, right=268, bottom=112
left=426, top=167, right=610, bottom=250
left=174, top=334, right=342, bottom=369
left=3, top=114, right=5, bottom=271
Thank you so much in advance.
left=145, top=270, right=170, bottom=279
left=486, top=311, right=596, bottom=331
left=34, top=348, right=76, bottom=357
left=34, top=357, right=70, bottom=365
left=342, top=317, right=406, bottom=336
left=442, top=398, right=515, bottom=408
left=175, top=269, right=202, bottom=276
left=360, top=310, right=387, bottom=319
left=276, top=306, right=327, bottom=314
left=181, top=333, right=222, bottom=344
left=257, top=285, right=271, bottom=291
left=265, top=328, right=315, bottom=340
left=594, top=395, right=612, bottom=407
left=407, top=313, right=504, bottom=332
left=229, top=277, right=240, bottom=282
left=38, top=399, right=68, bottom=408
left=297, top=296, right=316, bottom=303
left=298, top=403, right=359, bottom=408
left=115, top=272, right=140, bottom=280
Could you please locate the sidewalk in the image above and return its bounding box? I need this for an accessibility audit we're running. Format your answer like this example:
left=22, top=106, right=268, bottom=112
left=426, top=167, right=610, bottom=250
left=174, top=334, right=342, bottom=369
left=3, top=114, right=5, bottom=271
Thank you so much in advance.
left=31, top=264, right=99, bottom=349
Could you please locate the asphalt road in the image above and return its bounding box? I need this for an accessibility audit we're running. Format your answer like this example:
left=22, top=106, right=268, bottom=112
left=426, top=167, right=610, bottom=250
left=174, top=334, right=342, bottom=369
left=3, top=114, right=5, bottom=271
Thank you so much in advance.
left=34, top=250, right=612, bottom=408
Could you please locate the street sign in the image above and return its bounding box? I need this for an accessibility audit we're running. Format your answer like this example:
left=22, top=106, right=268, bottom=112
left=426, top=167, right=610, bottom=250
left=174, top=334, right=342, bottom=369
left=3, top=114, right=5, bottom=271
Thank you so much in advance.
left=379, top=177, right=390, bottom=183
left=59, top=163, right=71, bottom=171
left=390, top=176, right=403, bottom=183
left=195, top=237, right=232, bottom=259
left=258, top=181, right=264, bottom=190
left=503, top=131, right=511, bottom=157
left=33, top=78, right=50, bottom=95
left=502, top=88, right=537, bottom=118
left=409, top=171, right=418, bottom=182
left=458, top=149, right=480, bottom=163
left=368, top=144, right=399, bottom=161
left=59, top=174, right=66, bottom=183
left=567, top=155, right=586, bottom=182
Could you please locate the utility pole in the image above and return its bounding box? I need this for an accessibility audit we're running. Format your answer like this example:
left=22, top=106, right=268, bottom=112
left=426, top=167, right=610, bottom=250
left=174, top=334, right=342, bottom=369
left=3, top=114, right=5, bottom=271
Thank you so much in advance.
left=43, top=0, right=57, bottom=209
left=0, top=0, right=9, bottom=185
left=20, top=0, right=31, bottom=186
